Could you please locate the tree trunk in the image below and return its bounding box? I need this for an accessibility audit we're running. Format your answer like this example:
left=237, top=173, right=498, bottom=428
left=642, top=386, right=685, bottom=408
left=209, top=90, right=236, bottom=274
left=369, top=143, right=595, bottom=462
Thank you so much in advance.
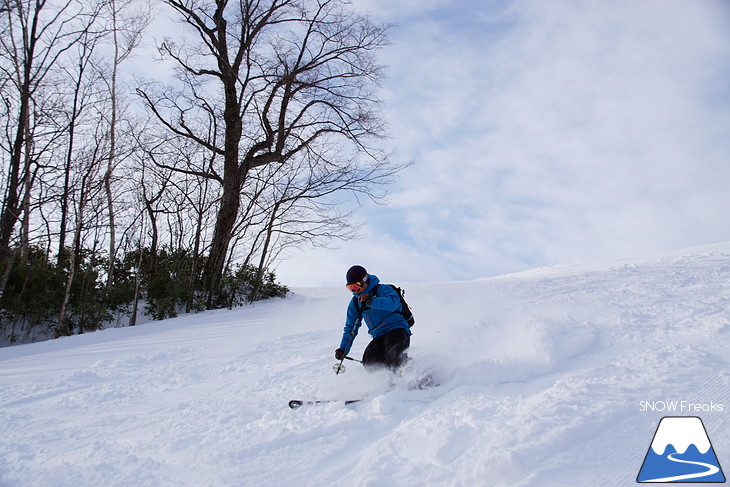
left=249, top=200, right=280, bottom=302
left=56, top=203, right=85, bottom=338
left=204, top=172, right=241, bottom=303
left=203, top=26, right=244, bottom=302
left=105, top=0, right=122, bottom=290
left=0, top=73, right=31, bottom=265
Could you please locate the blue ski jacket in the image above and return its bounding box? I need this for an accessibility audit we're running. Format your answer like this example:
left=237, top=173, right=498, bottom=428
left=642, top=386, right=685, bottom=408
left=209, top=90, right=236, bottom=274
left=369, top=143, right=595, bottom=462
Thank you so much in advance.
left=339, top=274, right=411, bottom=354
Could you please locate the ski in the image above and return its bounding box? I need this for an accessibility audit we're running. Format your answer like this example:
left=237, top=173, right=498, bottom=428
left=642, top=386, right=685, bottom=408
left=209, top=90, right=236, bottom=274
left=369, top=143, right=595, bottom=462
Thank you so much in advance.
left=288, top=399, right=361, bottom=410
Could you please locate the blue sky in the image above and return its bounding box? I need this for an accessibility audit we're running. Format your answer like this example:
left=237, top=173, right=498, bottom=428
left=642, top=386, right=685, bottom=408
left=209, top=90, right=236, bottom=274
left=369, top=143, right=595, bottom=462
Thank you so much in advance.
left=274, top=0, right=730, bottom=287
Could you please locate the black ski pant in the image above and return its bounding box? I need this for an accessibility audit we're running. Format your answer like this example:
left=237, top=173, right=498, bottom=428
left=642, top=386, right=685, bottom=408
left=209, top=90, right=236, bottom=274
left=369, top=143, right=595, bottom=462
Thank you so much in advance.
left=362, top=328, right=410, bottom=373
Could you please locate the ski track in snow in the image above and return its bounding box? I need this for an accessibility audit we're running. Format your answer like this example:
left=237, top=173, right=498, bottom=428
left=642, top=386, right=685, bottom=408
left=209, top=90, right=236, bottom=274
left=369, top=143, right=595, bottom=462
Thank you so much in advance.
left=1, top=242, right=730, bottom=486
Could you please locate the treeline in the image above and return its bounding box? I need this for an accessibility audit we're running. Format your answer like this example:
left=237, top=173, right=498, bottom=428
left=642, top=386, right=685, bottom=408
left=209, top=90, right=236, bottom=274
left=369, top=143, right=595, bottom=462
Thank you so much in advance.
left=1, top=244, right=288, bottom=343
left=0, top=0, right=400, bottom=344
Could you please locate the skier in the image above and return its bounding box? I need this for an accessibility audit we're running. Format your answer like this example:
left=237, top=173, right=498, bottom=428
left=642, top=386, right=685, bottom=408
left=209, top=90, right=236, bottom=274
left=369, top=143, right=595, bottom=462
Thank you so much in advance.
left=335, top=265, right=411, bottom=372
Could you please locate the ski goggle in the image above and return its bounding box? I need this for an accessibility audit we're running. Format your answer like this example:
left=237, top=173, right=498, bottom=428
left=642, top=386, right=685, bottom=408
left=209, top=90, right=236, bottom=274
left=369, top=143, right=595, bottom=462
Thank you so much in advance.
left=346, top=281, right=365, bottom=292
left=346, top=281, right=366, bottom=292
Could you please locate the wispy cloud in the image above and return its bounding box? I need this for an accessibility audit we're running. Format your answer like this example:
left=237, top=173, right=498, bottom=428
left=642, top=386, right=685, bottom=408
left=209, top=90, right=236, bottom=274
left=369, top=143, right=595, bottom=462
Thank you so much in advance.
left=278, top=0, right=730, bottom=286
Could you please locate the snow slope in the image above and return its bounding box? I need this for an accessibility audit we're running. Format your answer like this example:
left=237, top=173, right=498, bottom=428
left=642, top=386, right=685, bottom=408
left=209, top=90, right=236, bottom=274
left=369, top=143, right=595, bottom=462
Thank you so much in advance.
left=1, top=243, right=730, bottom=486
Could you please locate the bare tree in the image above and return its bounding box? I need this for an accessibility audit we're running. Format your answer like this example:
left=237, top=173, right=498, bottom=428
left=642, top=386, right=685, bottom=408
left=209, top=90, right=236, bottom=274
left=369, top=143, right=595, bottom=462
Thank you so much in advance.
left=242, top=147, right=394, bottom=300
left=57, top=26, right=104, bottom=266
left=138, top=0, right=398, bottom=305
left=100, top=0, right=149, bottom=289
left=55, top=127, right=107, bottom=337
left=0, top=0, right=104, bottom=290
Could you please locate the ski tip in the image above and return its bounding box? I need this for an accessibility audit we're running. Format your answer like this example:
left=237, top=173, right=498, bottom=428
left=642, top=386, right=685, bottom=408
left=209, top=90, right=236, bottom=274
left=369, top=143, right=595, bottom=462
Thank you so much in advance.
left=288, top=400, right=303, bottom=409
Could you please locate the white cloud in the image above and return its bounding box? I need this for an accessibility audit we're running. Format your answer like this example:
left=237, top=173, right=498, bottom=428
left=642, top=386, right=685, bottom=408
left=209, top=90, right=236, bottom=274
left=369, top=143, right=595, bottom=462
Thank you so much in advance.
left=376, top=0, right=730, bottom=270
left=280, top=0, right=730, bottom=286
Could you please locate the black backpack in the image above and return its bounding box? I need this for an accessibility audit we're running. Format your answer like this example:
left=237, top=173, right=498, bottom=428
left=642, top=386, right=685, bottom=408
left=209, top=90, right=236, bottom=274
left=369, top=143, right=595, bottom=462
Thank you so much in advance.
left=374, top=283, right=415, bottom=327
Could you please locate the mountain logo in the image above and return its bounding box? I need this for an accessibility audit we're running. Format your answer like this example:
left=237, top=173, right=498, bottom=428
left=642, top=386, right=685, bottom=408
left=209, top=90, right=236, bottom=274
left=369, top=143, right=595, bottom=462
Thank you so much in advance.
left=637, top=416, right=726, bottom=483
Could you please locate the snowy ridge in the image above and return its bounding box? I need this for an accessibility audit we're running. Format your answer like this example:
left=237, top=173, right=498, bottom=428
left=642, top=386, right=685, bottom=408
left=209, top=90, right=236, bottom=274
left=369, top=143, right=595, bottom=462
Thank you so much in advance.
left=1, top=243, right=730, bottom=486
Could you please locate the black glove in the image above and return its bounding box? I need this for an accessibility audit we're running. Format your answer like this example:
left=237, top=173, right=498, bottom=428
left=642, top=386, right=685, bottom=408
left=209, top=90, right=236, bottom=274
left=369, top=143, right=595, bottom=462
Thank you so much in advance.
left=359, top=294, right=373, bottom=306
left=335, top=348, right=346, bottom=360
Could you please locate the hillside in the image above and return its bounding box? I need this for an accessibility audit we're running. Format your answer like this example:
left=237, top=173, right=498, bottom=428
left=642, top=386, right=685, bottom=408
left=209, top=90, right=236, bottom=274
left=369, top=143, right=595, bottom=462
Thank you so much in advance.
left=1, top=243, right=729, bottom=486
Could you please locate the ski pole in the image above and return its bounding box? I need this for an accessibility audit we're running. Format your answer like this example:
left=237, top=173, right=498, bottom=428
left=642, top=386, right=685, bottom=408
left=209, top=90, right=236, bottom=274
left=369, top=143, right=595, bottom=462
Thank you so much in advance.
left=335, top=331, right=355, bottom=375
left=335, top=302, right=364, bottom=374
left=333, top=354, right=361, bottom=374
left=335, top=315, right=360, bottom=374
